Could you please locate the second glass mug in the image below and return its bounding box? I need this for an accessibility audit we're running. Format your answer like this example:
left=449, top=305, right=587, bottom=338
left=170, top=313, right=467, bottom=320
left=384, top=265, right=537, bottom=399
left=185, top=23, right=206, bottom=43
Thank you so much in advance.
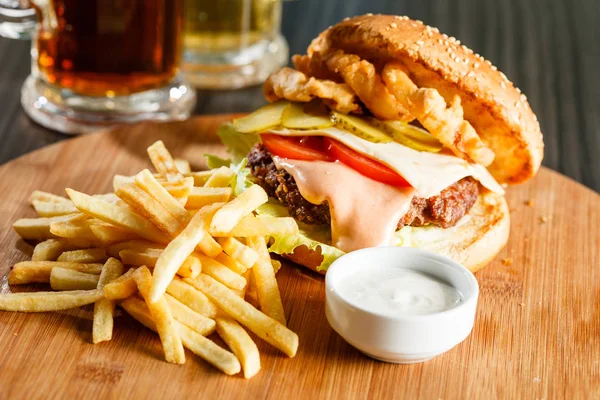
left=0, top=0, right=196, bottom=134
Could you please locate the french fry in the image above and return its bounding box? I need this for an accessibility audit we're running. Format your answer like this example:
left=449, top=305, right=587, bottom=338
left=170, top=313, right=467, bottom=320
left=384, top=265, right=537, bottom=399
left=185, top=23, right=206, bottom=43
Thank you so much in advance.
left=149, top=203, right=223, bottom=303
left=50, top=220, right=98, bottom=242
left=103, top=268, right=137, bottom=299
left=118, top=248, right=162, bottom=267
left=271, top=259, right=282, bottom=274
left=185, top=187, right=232, bottom=209
left=147, top=140, right=182, bottom=181
left=195, top=253, right=247, bottom=291
left=121, top=297, right=240, bottom=375
left=50, top=267, right=101, bottom=291
left=32, top=239, right=66, bottom=261
left=94, top=193, right=121, bottom=204
left=245, top=272, right=259, bottom=308
left=57, top=248, right=108, bottom=263
left=89, top=222, right=141, bottom=244
left=13, top=214, right=84, bottom=240
left=93, top=258, right=124, bottom=343
left=0, top=290, right=103, bottom=312
left=174, top=158, right=192, bottom=174
left=215, top=252, right=247, bottom=275
left=218, top=237, right=259, bottom=269
left=113, top=175, right=135, bottom=191
left=134, top=266, right=185, bottom=364
left=106, top=240, right=164, bottom=258
left=29, top=190, right=71, bottom=204
left=32, top=200, right=78, bottom=217
left=209, top=185, right=268, bottom=234
left=186, top=170, right=214, bottom=186
left=187, top=274, right=298, bottom=357
left=210, top=214, right=298, bottom=237
left=178, top=255, right=202, bottom=278
left=247, top=236, right=286, bottom=325
left=161, top=178, right=194, bottom=205
left=166, top=278, right=219, bottom=319
left=121, top=296, right=157, bottom=331
left=196, top=233, right=223, bottom=258
left=119, top=250, right=200, bottom=278
left=8, top=261, right=103, bottom=285
left=164, top=294, right=216, bottom=336
left=66, top=189, right=168, bottom=244
left=116, top=183, right=182, bottom=237
left=134, top=169, right=191, bottom=223
left=216, top=317, right=260, bottom=379
left=177, top=321, right=241, bottom=375
left=203, top=166, right=235, bottom=188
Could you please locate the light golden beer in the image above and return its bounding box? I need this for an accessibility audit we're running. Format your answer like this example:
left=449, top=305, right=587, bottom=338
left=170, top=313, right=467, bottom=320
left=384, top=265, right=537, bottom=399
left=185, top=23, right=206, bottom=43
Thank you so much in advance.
left=182, top=0, right=287, bottom=89
left=183, top=0, right=281, bottom=53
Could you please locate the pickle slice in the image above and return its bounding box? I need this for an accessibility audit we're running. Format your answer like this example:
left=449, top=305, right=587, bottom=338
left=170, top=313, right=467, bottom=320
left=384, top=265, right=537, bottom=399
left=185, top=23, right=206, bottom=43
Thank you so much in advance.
left=232, top=101, right=288, bottom=133
left=281, top=103, right=335, bottom=130
left=372, top=120, right=443, bottom=152
left=331, top=112, right=393, bottom=143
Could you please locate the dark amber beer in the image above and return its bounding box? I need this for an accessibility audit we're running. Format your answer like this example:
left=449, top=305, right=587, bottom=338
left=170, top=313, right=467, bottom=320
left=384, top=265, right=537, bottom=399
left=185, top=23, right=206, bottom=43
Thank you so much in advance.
left=0, top=0, right=195, bottom=133
left=34, top=0, right=182, bottom=96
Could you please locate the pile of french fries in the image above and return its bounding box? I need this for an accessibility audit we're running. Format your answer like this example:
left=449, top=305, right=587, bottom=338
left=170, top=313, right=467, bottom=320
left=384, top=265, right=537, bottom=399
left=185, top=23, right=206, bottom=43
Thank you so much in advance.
left=1, top=140, right=300, bottom=378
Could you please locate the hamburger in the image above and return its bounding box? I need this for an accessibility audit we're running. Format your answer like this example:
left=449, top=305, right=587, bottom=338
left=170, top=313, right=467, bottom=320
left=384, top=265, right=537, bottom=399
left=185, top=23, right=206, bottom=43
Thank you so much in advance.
left=216, top=14, right=543, bottom=273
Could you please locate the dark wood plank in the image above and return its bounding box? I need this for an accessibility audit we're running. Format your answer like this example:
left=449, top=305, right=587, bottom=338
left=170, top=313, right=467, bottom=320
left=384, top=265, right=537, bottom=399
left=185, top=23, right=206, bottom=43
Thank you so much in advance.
left=0, top=0, right=598, bottom=191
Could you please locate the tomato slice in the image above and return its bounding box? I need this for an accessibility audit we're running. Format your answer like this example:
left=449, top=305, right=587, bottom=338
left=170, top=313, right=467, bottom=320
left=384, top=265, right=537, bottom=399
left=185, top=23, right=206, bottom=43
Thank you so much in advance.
left=261, top=134, right=331, bottom=161
left=324, top=138, right=411, bottom=187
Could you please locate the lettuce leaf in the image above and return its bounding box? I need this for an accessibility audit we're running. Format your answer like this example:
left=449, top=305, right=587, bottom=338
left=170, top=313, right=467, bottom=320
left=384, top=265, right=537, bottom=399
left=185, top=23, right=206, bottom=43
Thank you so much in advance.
left=204, top=154, right=231, bottom=169
left=258, top=200, right=345, bottom=271
left=217, top=123, right=260, bottom=163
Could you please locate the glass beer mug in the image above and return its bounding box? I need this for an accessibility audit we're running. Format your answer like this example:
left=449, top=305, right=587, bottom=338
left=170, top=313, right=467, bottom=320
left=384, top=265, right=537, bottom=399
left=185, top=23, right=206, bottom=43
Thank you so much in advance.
left=0, top=0, right=196, bottom=134
left=182, top=0, right=288, bottom=89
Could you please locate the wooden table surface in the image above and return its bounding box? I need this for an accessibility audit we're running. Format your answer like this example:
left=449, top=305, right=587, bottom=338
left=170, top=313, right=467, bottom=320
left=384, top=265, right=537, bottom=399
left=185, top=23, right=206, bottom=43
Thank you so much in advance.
left=0, top=115, right=598, bottom=399
left=0, top=0, right=598, bottom=192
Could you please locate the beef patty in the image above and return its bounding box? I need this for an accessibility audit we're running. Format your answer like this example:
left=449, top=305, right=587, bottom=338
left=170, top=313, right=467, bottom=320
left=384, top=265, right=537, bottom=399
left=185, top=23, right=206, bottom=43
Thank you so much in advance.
left=247, top=144, right=479, bottom=229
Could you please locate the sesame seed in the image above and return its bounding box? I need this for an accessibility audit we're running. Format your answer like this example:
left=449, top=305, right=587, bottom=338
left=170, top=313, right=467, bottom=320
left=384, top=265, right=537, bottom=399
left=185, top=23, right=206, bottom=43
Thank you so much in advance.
left=438, top=39, right=443, bottom=44
left=473, top=62, right=480, bottom=68
left=390, top=22, right=397, bottom=28
left=467, top=71, right=475, bottom=77
left=442, top=33, right=448, bottom=39
left=343, top=17, right=350, bottom=21
left=416, top=20, right=423, bottom=24
left=416, top=40, right=424, bottom=45
left=500, top=82, right=506, bottom=89
left=455, top=56, right=462, bottom=63
left=456, top=40, right=461, bottom=45
left=521, top=93, right=527, bottom=101
left=394, top=15, right=401, bottom=20
left=366, top=13, right=373, bottom=16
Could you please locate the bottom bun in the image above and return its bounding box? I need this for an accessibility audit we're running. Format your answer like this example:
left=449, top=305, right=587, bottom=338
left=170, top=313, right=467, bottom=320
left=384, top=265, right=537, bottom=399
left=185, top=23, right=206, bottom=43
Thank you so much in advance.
left=283, top=191, right=510, bottom=274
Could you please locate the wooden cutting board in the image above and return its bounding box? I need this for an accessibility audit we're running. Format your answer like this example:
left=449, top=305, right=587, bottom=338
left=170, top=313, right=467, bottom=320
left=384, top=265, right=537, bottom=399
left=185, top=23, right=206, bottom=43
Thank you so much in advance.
left=0, top=115, right=598, bottom=399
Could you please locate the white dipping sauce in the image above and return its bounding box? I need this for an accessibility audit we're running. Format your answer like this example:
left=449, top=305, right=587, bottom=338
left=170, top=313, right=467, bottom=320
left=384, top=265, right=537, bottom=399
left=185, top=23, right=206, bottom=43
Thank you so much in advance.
left=338, top=268, right=462, bottom=316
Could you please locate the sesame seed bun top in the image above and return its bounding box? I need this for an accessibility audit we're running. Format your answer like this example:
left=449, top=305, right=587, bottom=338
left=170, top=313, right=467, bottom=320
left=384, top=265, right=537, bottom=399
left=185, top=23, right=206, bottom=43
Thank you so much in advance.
left=309, top=14, right=544, bottom=184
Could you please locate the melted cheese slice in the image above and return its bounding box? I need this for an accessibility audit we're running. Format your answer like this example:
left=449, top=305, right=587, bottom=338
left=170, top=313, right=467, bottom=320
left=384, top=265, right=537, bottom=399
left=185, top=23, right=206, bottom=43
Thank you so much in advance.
left=269, top=127, right=504, bottom=198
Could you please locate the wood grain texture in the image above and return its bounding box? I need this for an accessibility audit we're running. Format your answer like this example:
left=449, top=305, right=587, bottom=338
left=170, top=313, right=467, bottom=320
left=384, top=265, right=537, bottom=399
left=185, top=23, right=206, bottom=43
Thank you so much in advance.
left=0, top=0, right=598, bottom=192
left=0, top=115, right=598, bottom=399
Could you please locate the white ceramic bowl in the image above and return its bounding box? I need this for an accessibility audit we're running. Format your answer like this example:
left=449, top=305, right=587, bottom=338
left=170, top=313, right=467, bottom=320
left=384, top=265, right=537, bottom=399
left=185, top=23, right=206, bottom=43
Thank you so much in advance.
left=325, top=247, right=479, bottom=364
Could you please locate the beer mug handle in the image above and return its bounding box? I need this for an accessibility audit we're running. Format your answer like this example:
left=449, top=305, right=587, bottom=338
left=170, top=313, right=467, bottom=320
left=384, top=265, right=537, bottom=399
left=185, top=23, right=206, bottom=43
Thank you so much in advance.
left=0, top=0, right=37, bottom=39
